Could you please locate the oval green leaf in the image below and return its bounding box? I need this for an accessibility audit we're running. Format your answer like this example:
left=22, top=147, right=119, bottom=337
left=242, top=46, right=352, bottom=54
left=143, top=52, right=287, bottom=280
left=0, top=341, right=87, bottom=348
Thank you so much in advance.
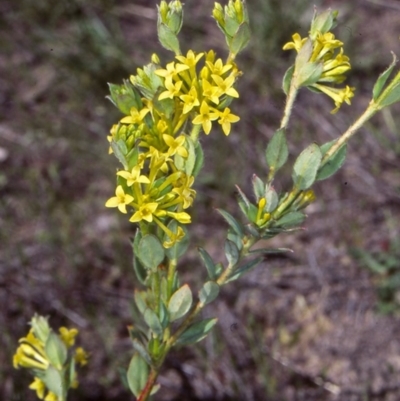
left=137, top=234, right=165, bottom=270
left=168, top=284, right=193, bottom=321
left=127, top=353, right=149, bottom=397
left=292, top=143, right=322, bottom=190
left=265, top=128, right=288, bottom=174
left=317, top=140, right=347, bottom=181
left=199, top=281, right=220, bottom=305
left=175, top=318, right=218, bottom=346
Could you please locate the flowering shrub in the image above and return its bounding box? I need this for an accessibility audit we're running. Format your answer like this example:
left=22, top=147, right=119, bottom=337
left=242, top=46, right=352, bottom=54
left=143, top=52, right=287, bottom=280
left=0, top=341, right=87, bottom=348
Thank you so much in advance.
left=14, top=1, right=400, bottom=400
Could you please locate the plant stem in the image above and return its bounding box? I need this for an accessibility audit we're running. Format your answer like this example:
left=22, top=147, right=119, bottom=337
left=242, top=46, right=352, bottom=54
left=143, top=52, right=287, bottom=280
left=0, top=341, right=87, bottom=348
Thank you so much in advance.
left=280, top=80, right=299, bottom=130
left=321, top=104, right=378, bottom=167
left=137, top=368, right=159, bottom=401
left=167, top=258, right=177, bottom=299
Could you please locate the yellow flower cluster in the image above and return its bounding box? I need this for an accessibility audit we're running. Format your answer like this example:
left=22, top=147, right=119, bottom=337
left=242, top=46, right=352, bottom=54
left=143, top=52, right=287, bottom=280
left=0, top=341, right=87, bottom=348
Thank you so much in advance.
left=106, top=49, right=241, bottom=246
left=283, top=32, right=355, bottom=113
left=13, top=326, right=88, bottom=401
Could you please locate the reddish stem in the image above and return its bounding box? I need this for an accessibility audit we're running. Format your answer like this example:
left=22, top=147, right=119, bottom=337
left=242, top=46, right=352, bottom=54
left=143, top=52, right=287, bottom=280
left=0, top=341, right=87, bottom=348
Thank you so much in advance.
left=137, top=368, right=159, bottom=401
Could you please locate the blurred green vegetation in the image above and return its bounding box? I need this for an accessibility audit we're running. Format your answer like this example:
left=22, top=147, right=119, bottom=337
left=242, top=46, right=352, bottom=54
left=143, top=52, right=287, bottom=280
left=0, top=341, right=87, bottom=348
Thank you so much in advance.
left=2, top=0, right=400, bottom=400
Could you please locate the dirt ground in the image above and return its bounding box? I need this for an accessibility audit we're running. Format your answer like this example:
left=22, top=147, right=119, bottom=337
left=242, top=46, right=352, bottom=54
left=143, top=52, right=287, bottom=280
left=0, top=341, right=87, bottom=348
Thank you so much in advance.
left=1, top=0, right=400, bottom=400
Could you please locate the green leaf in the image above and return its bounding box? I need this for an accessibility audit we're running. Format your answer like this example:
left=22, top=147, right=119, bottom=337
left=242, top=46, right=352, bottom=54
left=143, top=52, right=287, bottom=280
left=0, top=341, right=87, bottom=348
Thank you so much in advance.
left=379, top=82, right=400, bottom=108
left=373, top=52, right=398, bottom=101
left=252, top=174, right=264, bottom=202
left=184, top=135, right=197, bottom=176
left=132, top=231, right=147, bottom=284
left=158, top=23, right=181, bottom=54
left=43, top=366, right=64, bottom=398
left=292, top=143, right=322, bottom=190
left=137, top=235, right=165, bottom=270
left=144, top=308, right=163, bottom=338
left=295, top=39, right=313, bottom=71
left=265, top=184, right=279, bottom=213
left=244, top=223, right=260, bottom=238
left=133, top=255, right=147, bottom=285
left=317, top=140, right=347, bottom=181
left=236, top=185, right=250, bottom=208
left=225, top=257, right=263, bottom=283
left=132, top=339, right=152, bottom=365
left=168, top=284, right=193, bottom=321
left=249, top=247, right=293, bottom=255
left=67, top=358, right=76, bottom=388
left=165, top=220, right=190, bottom=260
left=225, top=239, right=239, bottom=266
left=127, top=325, right=148, bottom=344
left=45, top=332, right=67, bottom=370
left=230, top=22, right=251, bottom=55
left=127, top=353, right=149, bottom=397
left=110, top=140, right=128, bottom=169
left=282, top=65, right=295, bottom=95
left=265, top=128, right=288, bottom=174
left=159, top=300, right=169, bottom=329
left=275, top=211, right=305, bottom=228
left=216, top=208, right=244, bottom=237
left=199, top=281, right=220, bottom=305
left=134, top=290, right=147, bottom=315
left=198, top=247, right=218, bottom=280
left=296, top=61, right=323, bottom=87
left=175, top=318, right=218, bottom=345
left=192, top=142, right=205, bottom=177
left=227, top=231, right=243, bottom=252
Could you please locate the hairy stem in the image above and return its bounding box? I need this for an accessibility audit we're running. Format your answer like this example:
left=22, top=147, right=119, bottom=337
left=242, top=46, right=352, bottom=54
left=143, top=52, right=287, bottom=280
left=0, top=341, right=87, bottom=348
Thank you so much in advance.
left=321, top=104, right=378, bottom=167
left=280, top=79, right=299, bottom=130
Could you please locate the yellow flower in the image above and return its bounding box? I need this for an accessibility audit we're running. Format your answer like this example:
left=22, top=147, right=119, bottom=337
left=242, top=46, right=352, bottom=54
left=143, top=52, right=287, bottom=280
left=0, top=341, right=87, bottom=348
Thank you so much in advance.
left=206, top=58, right=232, bottom=76
left=201, top=79, right=221, bottom=104
left=312, top=84, right=355, bottom=113
left=29, top=377, right=46, bottom=400
left=13, top=343, right=49, bottom=370
left=163, top=225, right=186, bottom=248
left=217, top=107, right=240, bottom=136
left=179, top=86, right=200, bottom=114
left=74, top=347, right=89, bottom=367
left=44, top=392, right=59, bottom=401
left=319, top=48, right=351, bottom=83
left=176, top=49, right=204, bottom=69
left=172, top=174, right=196, bottom=208
left=211, top=74, right=239, bottom=98
left=130, top=202, right=159, bottom=223
left=163, top=134, right=188, bottom=157
left=59, top=327, right=78, bottom=348
left=120, top=107, right=149, bottom=125
left=166, top=211, right=191, bottom=224
left=192, top=101, right=219, bottom=134
left=13, top=329, right=49, bottom=370
left=105, top=185, right=134, bottom=214
left=282, top=33, right=307, bottom=52
left=310, top=32, right=343, bottom=62
left=117, top=166, right=150, bottom=187
left=158, top=79, right=183, bottom=100
left=155, top=61, right=189, bottom=83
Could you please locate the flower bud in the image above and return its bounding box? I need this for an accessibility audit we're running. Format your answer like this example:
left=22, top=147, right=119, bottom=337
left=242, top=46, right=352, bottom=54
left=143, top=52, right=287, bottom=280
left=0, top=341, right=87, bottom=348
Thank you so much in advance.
left=212, top=0, right=250, bottom=57
left=30, top=314, right=51, bottom=344
left=157, top=0, right=183, bottom=54
left=309, top=8, right=338, bottom=40
left=212, top=3, right=224, bottom=28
